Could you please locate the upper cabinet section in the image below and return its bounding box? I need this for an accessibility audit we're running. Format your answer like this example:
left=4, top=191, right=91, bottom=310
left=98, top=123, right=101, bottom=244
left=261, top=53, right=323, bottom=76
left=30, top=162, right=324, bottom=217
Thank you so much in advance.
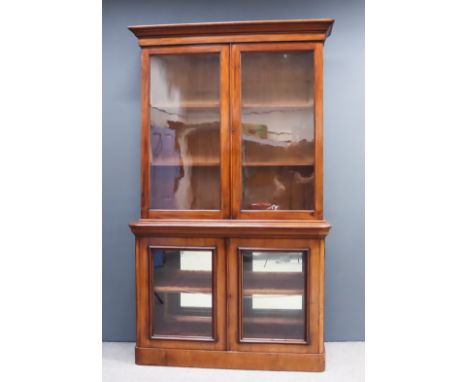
left=130, top=20, right=333, bottom=220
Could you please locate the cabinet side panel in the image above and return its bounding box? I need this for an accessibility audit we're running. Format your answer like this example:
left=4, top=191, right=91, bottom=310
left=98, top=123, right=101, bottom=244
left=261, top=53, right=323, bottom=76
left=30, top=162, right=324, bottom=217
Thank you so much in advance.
left=309, top=240, right=322, bottom=353
left=319, top=239, right=325, bottom=353
left=136, top=238, right=151, bottom=347
left=140, top=49, right=151, bottom=217
left=314, top=43, right=324, bottom=219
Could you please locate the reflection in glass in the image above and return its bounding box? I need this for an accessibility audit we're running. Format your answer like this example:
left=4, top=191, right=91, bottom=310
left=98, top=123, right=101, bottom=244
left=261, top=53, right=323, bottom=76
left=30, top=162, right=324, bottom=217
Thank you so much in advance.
left=241, top=51, right=315, bottom=211
left=150, top=54, right=221, bottom=210
left=241, top=250, right=306, bottom=341
left=152, top=249, right=213, bottom=338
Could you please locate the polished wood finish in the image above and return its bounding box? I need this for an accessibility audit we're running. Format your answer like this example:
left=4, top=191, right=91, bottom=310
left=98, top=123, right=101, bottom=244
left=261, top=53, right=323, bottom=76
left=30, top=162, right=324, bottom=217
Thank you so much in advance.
left=130, top=219, right=331, bottom=238
left=129, top=19, right=332, bottom=372
left=129, top=18, right=334, bottom=41
left=136, top=33, right=330, bottom=47
left=135, top=347, right=325, bottom=371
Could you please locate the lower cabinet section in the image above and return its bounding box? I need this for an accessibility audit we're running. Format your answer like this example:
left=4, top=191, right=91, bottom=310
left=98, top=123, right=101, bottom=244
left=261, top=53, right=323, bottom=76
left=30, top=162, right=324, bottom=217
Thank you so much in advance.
left=133, top=235, right=325, bottom=371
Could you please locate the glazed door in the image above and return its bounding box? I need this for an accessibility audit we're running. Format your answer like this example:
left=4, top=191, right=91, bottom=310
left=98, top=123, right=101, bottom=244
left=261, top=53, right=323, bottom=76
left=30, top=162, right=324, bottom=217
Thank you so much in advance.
left=142, top=45, right=230, bottom=218
left=227, top=238, right=323, bottom=354
left=136, top=237, right=226, bottom=350
left=231, top=43, right=323, bottom=219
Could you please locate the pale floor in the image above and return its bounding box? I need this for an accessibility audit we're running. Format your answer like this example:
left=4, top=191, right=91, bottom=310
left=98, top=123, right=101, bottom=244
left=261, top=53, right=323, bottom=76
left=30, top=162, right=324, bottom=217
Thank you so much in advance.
left=103, top=342, right=364, bottom=382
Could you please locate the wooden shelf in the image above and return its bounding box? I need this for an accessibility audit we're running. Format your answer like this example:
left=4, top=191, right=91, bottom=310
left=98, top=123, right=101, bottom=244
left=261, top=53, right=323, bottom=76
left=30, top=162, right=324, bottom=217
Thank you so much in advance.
left=154, top=270, right=211, bottom=293
left=151, top=159, right=220, bottom=167
left=169, top=314, right=301, bottom=326
left=152, top=102, right=219, bottom=110
left=242, top=102, right=313, bottom=110
left=154, top=270, right=303, bottom=295
left=152, top=102, right=313, bottom=111
left=242, top=161, right=314, bottom=167
left=172, top=315, right=212, bottom=323
left=151, top=160, right=312, bottom=167
left=243, top=271, right=304, bottom=295
left=244, top=316, right=303, bottom=325
left=152, top=319, right=212, bottom=338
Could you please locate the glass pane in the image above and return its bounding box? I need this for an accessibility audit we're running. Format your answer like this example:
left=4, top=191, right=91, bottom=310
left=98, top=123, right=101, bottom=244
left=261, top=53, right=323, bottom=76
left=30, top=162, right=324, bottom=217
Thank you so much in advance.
left=241, top=51, right=314, bottom=211
left=152, top=248, right=213, bottom=338
left=150, top=53, right=221, bottom=210
left=241, top=250, right=306, bottom=341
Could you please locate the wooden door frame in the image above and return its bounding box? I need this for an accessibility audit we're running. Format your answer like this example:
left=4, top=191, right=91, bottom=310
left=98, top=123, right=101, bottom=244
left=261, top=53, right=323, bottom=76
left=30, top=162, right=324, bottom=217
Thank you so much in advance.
left=140, top=44, right=231, bottom=219
left=230, top=42, right=324, bottom=220
left=227, top=238, right=323, bottom=354
left=135, top=237, right=227, bottom=350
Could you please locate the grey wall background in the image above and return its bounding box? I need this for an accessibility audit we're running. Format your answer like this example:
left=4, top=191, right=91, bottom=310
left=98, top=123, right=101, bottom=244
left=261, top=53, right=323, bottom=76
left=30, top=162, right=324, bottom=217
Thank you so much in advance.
left=103, top=0, right=364, bottom=341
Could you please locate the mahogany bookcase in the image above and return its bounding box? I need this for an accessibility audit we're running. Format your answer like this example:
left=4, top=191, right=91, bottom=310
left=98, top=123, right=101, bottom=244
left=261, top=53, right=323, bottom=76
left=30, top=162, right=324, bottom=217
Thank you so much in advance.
left=129, top=19, right=333, bottom=372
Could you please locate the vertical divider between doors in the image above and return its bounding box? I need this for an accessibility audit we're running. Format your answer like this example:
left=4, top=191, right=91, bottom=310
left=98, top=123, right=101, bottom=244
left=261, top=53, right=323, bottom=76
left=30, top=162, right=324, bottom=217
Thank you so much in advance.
left=226, top=238, right=238, bottom=351
left=225, top=43, right=233, bottom=349
left=214, top=237, right=228, bottom=349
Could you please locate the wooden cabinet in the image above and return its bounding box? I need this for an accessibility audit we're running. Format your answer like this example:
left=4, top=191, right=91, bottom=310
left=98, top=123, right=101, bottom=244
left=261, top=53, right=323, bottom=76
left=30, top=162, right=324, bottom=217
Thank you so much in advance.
left=129, top=19, right=333, bottom=372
